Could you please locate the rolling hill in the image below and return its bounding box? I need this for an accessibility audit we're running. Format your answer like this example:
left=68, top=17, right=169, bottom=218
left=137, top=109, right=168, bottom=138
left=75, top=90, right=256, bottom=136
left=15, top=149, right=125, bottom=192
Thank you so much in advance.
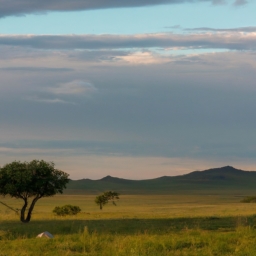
left=66, top=166, right=256, bottom=194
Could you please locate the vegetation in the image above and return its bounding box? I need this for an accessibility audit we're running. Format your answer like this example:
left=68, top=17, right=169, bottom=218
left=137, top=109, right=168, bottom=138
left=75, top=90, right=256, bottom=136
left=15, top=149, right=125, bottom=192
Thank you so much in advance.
left=0, top=160, right=69, bottom=223
left=95, top=191, right=120, bottom=210
left=1, top=193, right=256, bottom=255
left=1, top=168, right=256, bottom=255
left=241, top=196, right=256, bottom=203
left=53, top=205, right=81, bottom=216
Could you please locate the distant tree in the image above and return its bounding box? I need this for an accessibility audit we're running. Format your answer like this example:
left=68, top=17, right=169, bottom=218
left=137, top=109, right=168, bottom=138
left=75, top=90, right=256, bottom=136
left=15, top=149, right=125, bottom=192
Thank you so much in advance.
left=95, top=194, right=108, bottom=210
left=0, top=160, right=69, bottom=223
left=95, top=191, right=120, bottom=210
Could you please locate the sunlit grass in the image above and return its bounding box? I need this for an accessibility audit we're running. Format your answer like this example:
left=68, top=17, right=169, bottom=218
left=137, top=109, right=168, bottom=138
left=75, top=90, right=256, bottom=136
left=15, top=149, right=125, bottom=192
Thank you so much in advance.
left=2, top=194, right=256, bottom=220
left=1, top=194, right=256, bottom=255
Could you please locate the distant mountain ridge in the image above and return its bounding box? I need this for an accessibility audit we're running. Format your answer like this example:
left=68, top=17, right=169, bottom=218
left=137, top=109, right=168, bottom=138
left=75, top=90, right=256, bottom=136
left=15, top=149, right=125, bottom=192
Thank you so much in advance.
left=99, top=175, right=135, bottom=184
left=179, top=166, right=251, bottom=180
left=66, top=166, right=256, bottom=194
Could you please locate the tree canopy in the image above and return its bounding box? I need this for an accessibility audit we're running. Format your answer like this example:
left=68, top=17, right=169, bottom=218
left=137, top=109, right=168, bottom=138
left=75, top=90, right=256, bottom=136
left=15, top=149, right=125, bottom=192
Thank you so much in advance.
left=0, top=160, right=69, bottom=222
left=95, top=191, right=120, bottom=210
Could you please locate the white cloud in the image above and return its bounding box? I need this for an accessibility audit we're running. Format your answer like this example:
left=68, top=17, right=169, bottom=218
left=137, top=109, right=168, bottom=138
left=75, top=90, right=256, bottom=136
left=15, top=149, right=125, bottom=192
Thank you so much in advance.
left=47, top=80, right=98, bottom=95
left=115, top=51, right=169, bottom=65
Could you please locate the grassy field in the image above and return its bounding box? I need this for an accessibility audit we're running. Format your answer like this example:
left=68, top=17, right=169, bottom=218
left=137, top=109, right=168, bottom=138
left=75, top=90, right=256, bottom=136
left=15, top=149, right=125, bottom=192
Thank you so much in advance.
left=1, top=194, right=256, bottom=255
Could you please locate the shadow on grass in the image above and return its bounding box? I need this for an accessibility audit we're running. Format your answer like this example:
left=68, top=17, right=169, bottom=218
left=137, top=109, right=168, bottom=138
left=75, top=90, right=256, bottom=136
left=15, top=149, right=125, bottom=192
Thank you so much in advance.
left=1, top=215, right=256, bottom=239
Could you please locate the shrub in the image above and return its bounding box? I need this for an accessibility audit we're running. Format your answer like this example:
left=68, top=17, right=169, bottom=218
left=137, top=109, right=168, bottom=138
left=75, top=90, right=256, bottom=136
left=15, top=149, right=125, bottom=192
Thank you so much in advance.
left=53, top=205, right=81, bottom=216
left=241, top=196, right=256, bottom=203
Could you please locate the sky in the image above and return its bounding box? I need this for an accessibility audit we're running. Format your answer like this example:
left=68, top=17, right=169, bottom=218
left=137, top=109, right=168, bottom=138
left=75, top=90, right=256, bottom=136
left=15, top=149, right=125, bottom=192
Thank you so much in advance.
left=0, top=0, right=256, bottom=179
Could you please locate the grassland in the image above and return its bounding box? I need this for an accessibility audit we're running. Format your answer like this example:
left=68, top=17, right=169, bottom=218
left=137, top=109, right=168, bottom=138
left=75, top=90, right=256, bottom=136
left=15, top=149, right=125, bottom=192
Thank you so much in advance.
left=1, top=194, right=256, bottom=255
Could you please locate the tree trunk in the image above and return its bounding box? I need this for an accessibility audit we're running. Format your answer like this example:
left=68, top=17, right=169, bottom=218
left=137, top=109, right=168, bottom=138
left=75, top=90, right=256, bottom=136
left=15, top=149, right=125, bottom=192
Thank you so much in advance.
left=25, top=197, right=39, bottom=222
left=20, top=198, right=28, bottom=223
left=20, top=197, right=40, bottom=223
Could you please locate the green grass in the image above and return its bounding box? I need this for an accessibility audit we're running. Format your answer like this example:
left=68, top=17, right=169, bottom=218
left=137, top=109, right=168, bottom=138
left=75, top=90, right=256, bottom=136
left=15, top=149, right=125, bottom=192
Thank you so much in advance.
left=2, top=194, right=256, bottom=255
left=2, top=217, right=256, bottom=255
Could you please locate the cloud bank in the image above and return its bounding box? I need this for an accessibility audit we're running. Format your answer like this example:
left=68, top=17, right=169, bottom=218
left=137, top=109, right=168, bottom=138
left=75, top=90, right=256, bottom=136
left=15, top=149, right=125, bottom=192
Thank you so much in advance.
left=0, top=31, right=256, bottom=51
left=186, top=26, right=256, bottom=32
left=0, top=0, right=246, bottom=18
left=0, top=28, right=256, bottom=178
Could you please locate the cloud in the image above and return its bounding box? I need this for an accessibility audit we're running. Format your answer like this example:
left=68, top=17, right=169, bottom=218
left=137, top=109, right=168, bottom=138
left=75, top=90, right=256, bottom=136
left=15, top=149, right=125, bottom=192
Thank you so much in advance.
left=47, top=80, right=97, bottom=95
left=165, top=25, right=181, bottom=30
left=27, top=96, right=75, bottom=104
left=0, top=146, right=71, bottom=155
left=116, top=51, right=169, bottom=64
left=0, top=67, right=73, bottom=72
left=25, top=80, right=98, bottom=105
left=69, top=50, right=129, bottom=62
left=1, top=31, right=256, bottom=52
left=212, top=0, right=226, bottom=5
left=1, top=48, right=256, bottom=178
left=0, top=32, right=256, bottom=159
left=0, top=0, right=233, bottom=19
left=187, top=26, right=256, bottom=32
left=233, top=0, right=248, bottom=6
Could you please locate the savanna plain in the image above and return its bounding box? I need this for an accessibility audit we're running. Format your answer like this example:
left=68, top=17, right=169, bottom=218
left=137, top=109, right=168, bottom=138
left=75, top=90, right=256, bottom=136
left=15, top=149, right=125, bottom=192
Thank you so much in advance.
left=1, top=192, right=256, bottom=256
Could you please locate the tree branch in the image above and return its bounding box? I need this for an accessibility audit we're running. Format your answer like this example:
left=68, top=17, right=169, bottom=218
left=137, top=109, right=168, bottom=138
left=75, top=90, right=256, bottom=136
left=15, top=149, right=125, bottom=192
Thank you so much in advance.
left=0, top=201, right=20, bottom=214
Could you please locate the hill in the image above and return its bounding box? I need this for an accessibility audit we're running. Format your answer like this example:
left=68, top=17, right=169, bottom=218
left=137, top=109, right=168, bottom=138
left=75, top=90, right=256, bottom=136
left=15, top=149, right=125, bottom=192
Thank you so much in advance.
left=66, top=166, right=256, bottom=194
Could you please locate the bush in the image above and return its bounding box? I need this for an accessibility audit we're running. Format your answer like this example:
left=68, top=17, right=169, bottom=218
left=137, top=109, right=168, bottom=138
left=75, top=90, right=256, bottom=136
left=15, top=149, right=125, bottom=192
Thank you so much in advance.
left=241, top=196, right=256, bottom=203
left=53, top=205, right=81, bottom=216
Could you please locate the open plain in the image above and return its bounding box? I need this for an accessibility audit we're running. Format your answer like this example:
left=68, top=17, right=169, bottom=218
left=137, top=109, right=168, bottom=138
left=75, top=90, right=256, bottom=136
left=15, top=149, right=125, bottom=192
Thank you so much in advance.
left=1, top=193, right=256, bottom=255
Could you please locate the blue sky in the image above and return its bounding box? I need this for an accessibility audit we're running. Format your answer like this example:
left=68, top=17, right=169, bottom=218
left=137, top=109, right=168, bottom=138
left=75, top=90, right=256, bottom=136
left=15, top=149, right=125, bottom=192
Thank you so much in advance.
left=0, top=0, right=256, bottom=179
left=1, top=1, right=255, bottom=35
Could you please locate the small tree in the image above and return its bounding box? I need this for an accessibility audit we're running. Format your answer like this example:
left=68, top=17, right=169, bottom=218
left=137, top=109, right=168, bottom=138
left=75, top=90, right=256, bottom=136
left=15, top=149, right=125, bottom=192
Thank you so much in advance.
left=95, top=195, right=108, bottom=210
left=95, top=191, right=120, bottom=210
left=0, top=160, right=69, bottom=223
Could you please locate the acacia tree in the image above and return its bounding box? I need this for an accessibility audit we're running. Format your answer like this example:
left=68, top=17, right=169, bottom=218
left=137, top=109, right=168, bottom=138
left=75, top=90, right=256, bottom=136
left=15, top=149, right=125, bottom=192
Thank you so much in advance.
left=0, top=160, right=69, bottom=223
left=95, top=191, right=120, bottom=210
left=95, top=194, right=108, bottom=210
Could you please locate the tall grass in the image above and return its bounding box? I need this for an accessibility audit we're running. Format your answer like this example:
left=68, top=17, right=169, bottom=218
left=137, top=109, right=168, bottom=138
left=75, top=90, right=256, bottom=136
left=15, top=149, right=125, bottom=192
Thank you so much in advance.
left=1, top=224, right=256, bottom=255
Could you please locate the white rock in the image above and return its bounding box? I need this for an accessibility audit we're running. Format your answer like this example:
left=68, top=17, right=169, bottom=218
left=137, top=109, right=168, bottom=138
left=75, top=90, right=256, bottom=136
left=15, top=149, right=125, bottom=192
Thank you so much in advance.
left=36, top=231, right=54, bottom=239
